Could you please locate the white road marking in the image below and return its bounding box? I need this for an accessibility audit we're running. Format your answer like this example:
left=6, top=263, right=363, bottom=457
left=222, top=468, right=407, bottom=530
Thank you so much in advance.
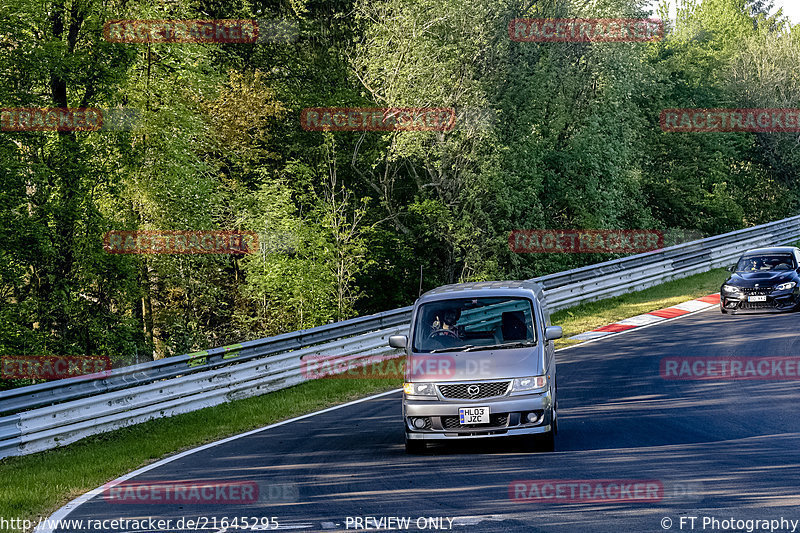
left=672, top=300, right=714, bottom=312
left=616, top=314, right=667, bottom=326
left=34, top=389, right=401, bottom=533
left=569, top=331, right=614, bottom=340
left=558, top=299, right=719, bottom=352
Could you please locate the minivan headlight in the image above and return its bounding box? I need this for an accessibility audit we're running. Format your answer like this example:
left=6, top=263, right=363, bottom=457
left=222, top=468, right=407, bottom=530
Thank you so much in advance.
left=776, top=282, right=797, bottom=291
left=511, top=376, right=547, bottom=392
left=722, top=285, right=741, bottom=293
left=403, top=382, right=436, bottom=396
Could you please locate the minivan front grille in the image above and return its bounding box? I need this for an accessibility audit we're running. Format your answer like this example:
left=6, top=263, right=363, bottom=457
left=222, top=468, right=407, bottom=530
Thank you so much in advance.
left=438, top=381, right=510, bottom=399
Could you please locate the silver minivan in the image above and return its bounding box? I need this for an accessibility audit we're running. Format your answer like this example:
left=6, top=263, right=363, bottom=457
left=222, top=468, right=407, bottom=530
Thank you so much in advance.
left=389, top=280, right=562, bottom=453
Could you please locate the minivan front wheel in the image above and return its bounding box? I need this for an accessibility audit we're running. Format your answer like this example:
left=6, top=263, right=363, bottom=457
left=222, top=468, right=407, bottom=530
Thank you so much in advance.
left=529, top=410, right=556, bottom=452
left=524, top=430, right=554, bottom=453
left=537, top=429, right=555, bottom=452
left=405, top=435, right=426, bottom=454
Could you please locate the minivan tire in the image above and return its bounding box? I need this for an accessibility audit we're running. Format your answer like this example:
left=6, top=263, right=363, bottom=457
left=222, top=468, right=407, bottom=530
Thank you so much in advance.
left=536, top=428, right=555, bottom=453
left=531, top=409, right=556, bottom=452
left=405, top=435, right=426, bottom=454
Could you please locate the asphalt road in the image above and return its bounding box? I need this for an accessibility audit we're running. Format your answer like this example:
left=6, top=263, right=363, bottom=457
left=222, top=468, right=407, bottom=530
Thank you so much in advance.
left=52, top=308, right=800, bottom=533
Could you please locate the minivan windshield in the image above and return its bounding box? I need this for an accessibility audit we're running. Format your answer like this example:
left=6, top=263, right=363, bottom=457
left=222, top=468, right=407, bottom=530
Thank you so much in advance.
left=735, top=254, right=796, bottom=272
left=412, top=297, right=536, bottom=353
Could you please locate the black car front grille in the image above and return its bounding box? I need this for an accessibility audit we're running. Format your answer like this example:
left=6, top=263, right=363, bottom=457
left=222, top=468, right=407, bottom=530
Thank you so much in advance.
left=739, top=287, right=772, bottom=295
left=441, top=414, right=509, bottom=429
left=438, top=381, right=510, bottom=399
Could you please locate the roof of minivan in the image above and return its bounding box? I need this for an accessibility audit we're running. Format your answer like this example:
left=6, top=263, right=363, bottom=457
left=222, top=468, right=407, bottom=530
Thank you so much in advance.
left=417, top=280, right=544, bottom=304
left=741, top=246, right=799, bottom=255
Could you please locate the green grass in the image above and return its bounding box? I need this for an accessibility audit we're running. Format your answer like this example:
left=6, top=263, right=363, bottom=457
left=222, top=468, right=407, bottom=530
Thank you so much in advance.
left=0, top=268, right=730, bottom=532
left=552, top=268, right=729, bottom=349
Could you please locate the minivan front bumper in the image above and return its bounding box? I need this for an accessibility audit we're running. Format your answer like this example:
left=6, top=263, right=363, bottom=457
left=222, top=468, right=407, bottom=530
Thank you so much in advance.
left=403, top=390, right=553, bottom=440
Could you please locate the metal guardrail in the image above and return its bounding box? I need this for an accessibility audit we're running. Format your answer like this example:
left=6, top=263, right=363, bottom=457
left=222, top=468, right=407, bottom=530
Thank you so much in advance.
left=1, top=215, right=799, bottom=459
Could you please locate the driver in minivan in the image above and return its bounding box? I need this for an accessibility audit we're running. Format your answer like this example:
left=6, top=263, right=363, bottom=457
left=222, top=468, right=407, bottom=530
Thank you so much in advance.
left=430, top=308, right=461, bottom=339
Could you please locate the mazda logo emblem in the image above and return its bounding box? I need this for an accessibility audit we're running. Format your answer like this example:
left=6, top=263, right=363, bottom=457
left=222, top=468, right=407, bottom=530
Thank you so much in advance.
left=467, top=385, right=480, bottom=396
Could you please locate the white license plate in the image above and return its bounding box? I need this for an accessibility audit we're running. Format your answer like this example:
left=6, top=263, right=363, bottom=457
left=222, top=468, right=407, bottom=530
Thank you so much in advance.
left=459, top=406, right=490, bottom=425
left=748, top=295, right=767, bottom=302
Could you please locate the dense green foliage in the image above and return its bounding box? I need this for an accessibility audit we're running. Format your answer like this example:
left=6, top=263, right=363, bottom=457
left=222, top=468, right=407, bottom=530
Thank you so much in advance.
left=0, top=0, right=797, bottom=375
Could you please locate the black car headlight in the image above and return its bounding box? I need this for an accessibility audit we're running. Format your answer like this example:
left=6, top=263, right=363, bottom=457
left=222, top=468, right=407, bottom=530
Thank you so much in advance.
left=775, top=282, right=797, bottom=291
left=722, top=285, right=741, bottom=294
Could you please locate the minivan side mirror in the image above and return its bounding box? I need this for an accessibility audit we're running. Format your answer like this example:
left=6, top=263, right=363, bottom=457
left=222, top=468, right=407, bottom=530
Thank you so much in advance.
left=544, top=326, right=563, bottom=341
left=389, top=335, right=408, bottom=349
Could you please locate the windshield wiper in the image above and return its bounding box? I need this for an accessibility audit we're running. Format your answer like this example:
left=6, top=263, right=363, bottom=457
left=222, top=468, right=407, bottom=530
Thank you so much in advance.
left=463, top=341, right=535, bottom=352
left=429, top=345, right=474, bottom=353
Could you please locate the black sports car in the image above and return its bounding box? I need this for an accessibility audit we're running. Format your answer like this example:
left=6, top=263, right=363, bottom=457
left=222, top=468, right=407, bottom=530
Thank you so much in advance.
left=720, top=246, right=800, bottom=314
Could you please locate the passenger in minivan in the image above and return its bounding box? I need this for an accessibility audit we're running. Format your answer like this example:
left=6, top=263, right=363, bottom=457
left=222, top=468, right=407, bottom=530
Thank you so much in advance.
left=501, top=310, right=528, bottom=341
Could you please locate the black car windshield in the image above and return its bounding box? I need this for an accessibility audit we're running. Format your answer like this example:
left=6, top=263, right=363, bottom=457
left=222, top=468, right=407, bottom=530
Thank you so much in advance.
left=735, top=254, right=796, bottom=272
left=412, top=297, right=536, bottom=353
